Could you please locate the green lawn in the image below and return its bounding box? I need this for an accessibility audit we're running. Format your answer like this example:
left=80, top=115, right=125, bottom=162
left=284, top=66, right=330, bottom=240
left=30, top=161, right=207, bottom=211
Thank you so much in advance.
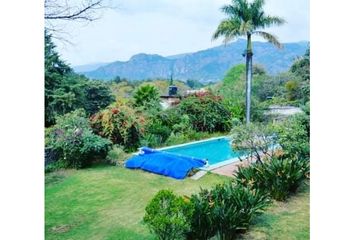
left=45, top=165, right=309, bottom=240
left=241, top=184, right=310, bottom=240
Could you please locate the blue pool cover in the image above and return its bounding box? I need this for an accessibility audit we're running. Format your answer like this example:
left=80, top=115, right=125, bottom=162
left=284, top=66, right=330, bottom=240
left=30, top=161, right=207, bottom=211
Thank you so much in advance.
left=125, top=147, right=207, bottom=179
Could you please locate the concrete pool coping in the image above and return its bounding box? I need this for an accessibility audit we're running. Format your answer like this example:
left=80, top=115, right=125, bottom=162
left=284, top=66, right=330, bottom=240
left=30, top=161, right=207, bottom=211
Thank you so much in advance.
left=155, top=135, right=229, bottom=151
left=132, top=135, right=228, bottom=156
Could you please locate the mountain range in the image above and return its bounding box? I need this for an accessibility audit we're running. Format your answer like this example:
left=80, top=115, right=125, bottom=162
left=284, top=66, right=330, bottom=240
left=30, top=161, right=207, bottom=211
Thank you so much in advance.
left=75, top=39, right=309, bottom=82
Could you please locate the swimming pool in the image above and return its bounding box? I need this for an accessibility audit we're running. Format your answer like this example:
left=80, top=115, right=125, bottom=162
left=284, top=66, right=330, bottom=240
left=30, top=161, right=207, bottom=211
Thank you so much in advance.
left=159, top=136, right=246, bottom=169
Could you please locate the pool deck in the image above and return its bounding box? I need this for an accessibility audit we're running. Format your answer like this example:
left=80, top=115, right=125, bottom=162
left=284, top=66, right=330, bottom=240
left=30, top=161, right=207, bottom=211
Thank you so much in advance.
left=209, top=158, right=256, bottom=177
left=209, top=149, right=283, bottom=177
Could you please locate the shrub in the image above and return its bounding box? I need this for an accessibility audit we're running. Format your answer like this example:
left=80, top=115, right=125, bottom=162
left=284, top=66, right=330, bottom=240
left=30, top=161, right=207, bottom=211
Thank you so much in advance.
left=235, top=157, right=310, bottom=201
left=178, top=93, right=232, bottom=132
left=165, top=132, right=191, bottom=146
left=90, top=101, right=146, bottom=151
left=106, top=145, right=130, bottom=166
left=275, top=112, right=310, bottom=161
left=144, top=190, right=193, bottom=240
left=46, top=109, right=112, bottom=169
left=231, top=123, right=278, bottom=163
left=188, top=183, right=270, bottom=240
left=285, top=80, right=301, bottom=101
left=141, top=112, right=174, bottom=148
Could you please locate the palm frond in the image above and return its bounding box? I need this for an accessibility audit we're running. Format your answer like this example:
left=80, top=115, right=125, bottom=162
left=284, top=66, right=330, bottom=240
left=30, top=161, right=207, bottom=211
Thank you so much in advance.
left=251, top=0, right=265, bottom=12
left=253, top=31, right=282, bottom=48
left=212, top=19, right=243, bottom=43
left=262, top=16, right=286, bottom=28
left=221, top=4, right=237, bottom=17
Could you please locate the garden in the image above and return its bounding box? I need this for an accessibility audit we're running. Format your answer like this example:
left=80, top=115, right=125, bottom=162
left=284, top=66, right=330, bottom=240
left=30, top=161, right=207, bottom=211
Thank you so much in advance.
left=45, top=32, right=310, bottom=238
left=45, top=0, right=310, bottom=239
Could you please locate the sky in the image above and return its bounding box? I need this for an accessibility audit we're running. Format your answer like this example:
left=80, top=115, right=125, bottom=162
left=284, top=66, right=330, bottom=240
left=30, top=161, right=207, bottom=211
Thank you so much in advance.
left=53, top=0, right=309, bottom=66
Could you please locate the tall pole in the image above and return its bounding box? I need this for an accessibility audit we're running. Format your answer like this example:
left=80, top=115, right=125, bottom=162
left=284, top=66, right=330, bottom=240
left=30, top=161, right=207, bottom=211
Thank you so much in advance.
left=245, top=33, right=253, bottom=124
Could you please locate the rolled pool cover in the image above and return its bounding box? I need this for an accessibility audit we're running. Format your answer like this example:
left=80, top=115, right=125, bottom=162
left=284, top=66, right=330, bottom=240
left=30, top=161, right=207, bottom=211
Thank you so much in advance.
left=125, top=147, right=207, bottom=179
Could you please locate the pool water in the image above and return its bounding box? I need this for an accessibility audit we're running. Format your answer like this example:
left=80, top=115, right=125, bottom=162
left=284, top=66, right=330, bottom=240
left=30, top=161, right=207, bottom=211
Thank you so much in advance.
left=162, top=137, right=243, bottom=166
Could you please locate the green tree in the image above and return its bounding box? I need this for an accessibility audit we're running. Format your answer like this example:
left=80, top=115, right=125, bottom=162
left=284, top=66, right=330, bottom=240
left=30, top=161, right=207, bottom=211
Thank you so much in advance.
left=45, top=32, right=72, bottom=126
left=133, top=84, right=160, bottom=109
left=212, top=0, right=285, bottom=124
left=290, top=47, right=310, bottom=103
left=84, top=80, right=115, bottom=115
left=217, top=64, right=267, bottom=122
left=186, top=79, right=203, bottom=89
left=45, top=33, right=114, bottom=126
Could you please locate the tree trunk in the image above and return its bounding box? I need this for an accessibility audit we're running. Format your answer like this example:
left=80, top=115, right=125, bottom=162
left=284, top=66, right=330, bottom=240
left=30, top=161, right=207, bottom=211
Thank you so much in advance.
left=245, top=33, right=253, bottom=124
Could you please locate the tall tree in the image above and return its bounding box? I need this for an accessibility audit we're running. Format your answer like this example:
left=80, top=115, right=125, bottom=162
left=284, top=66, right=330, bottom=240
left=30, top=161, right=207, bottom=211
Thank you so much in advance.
left=45, top=32, right=72, bottom=126
left=45, top=33, right=114, bottom=126
left=212, top=0, right=285, bottom=123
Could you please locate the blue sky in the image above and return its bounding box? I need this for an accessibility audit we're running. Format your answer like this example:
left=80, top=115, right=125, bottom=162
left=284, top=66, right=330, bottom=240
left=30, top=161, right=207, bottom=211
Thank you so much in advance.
left=54, top=0, right=309, bottom=66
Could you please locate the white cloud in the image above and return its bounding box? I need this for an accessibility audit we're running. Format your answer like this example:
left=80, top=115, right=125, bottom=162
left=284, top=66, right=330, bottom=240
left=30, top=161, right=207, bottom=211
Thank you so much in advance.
left=53, top=0, right=309, bottom=66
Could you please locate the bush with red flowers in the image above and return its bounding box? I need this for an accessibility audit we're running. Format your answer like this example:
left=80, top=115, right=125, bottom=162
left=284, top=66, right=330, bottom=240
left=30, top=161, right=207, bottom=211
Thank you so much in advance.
left=90, top=102, right=146, bottom=151
left=178, top=93, right=232, bottom=132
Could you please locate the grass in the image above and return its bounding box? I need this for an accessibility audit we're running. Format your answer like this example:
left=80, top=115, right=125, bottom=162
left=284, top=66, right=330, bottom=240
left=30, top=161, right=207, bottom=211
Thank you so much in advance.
left=45, top=165, right=309, bottom=240
left=241, top=184, right=310, bottom=240
left=45, top=165, right=228, bottom=240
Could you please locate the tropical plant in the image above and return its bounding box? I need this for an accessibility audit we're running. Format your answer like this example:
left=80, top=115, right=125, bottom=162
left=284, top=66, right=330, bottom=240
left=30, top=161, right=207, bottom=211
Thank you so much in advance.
left=235, top=156, right=310, bottom=201
left=90, top=101, right=146, bottom=151
left=45, top=109, right=112, bottom=169
left=144, top=190, right=193, bottom=240
left=188, top=183, right=270, bottom=240
left=133, top=84, right=160, bottom=109
left=212, top=0, right=285, bottom=123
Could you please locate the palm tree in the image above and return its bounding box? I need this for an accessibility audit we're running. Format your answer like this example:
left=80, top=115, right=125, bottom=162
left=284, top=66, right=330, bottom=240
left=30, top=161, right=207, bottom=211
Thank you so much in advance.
left=212, top=0, right=285, bottom=124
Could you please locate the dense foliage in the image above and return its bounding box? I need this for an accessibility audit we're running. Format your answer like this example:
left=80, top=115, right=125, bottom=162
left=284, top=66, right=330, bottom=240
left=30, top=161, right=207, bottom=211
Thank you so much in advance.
left=232, top=108, right=310, bottom=201
left=213, top=46, right=310, bottom=125
left=186, top=79, right=204, bottom=89
left=45, top=33, right=72, bottom=126
left=188, top=183, right=270, bottom=240
left=290, top=48, right=310, bottom=103
left=133, top=84, right=161, bottom=109
left=45, top=109, right=112, bottom=169
left=215, top=64, right=268, bottom=122
left=178, top=93, right=232, bottom=132
left=276, top=108, right=310, bottom=161
left=235, top=157, right=309, bottom=201
left=144, top=190, right=193, bottom=240
left=145, top=183, right=270, bottom=240
left=45, top=33, right=114, bottom=127
left=231, top=123, right=278, bottom=163
left=90, top=101, right=146, bottom=151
